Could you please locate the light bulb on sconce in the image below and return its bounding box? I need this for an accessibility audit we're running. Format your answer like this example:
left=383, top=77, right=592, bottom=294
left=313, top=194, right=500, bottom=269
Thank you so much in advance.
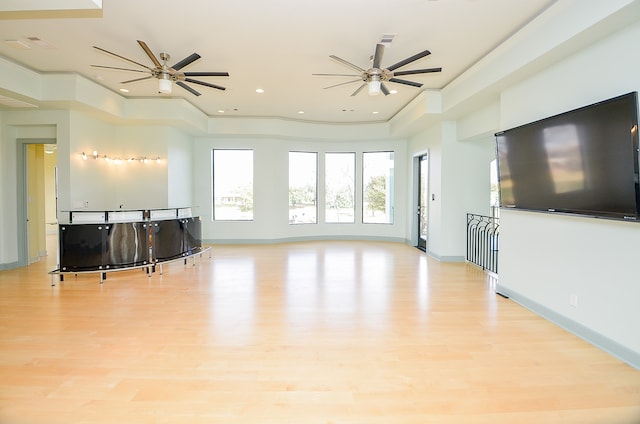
left=82, top=150, right=163, bottom=164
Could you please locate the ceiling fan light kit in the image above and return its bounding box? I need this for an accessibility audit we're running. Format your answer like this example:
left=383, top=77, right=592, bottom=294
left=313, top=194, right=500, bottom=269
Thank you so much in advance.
left=368, top=75, right=381, bottom=96
left=158, top=75, right=172, bottom=94
left=158, top=78, right=172, bottom=94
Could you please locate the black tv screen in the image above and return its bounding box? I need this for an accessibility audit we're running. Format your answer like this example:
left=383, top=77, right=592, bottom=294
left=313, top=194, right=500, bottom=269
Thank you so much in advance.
left=495, top=92, right=640, bottom=221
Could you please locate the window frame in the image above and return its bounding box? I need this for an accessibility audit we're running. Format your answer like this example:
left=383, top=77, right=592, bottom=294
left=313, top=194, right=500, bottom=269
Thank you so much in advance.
left=362, top=150, right=395, bottom=224
left=288, top=150, right=318, bottom=225
left=212, top=148, right=254, bottom=222
left=324, top=151, right=356, bottom=224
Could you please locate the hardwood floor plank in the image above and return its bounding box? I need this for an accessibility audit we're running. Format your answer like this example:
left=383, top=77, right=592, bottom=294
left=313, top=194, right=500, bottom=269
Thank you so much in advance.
left=0, top=240, right=639, bottom=423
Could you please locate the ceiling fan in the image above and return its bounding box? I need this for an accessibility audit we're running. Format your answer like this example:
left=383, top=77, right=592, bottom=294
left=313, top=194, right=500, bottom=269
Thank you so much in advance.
left=314, top=43, right=441, bottom=96
left=91, top=40, right=229, bottom=96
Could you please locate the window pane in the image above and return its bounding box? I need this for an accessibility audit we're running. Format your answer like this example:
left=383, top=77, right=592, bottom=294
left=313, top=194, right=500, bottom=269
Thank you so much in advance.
left=325, top=152, right=355, bottom=223
left=289, top=151, right=317, bottom=224
left=213, top=149, right=253, bottom=221
left=363, top=151, right=394, bottom=224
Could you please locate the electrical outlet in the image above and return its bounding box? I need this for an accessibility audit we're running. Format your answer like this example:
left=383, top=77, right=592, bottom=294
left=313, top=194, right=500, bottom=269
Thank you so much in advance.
left=569, top=293, right=578, bottom=308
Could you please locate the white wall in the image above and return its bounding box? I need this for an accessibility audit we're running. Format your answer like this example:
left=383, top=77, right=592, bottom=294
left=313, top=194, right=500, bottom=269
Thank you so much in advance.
left=68, top=111, right=117, bottom=211
left=496, top=19, right=640, bottom=367
left=167, top=128, right=194, bottom=209
left=407, top=116, right=498, bottom=261
left=194, top=135, right=409, bottom=243
left=67, top=118, right=186, bottom=212
left=0, top=110, right=69, bottom=266
left=111, top=125, right=172, bottom=210
left=408, top=125, right=443, bottom=257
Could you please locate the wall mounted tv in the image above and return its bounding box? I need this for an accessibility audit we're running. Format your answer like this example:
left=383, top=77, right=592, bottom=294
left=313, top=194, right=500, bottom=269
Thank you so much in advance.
left=495, top=91, right=640, bottom=221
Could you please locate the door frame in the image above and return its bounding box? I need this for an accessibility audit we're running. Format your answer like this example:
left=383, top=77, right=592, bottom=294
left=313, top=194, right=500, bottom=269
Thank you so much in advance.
left=411, top=150, right=429, bottom=250
left=417, top=153, right=429, bottom=251
left=17, top=138, right=56, bottom=267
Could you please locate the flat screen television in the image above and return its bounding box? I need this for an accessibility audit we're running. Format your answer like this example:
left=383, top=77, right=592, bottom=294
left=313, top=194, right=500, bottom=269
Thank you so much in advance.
left=495, top=91, right=640, bottom=221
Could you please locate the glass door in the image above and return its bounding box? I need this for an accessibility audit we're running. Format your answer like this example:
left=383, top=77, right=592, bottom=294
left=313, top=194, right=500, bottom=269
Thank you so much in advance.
left=417, top=154, right=428, bottom=251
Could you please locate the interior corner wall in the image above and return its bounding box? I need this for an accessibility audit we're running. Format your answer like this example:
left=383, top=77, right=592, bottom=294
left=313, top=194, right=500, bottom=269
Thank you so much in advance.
left=496, top=20, right=640, bottom=367
left=166, top=127, right=194, bottom=209
left=437, top=121, right=466, bottom=260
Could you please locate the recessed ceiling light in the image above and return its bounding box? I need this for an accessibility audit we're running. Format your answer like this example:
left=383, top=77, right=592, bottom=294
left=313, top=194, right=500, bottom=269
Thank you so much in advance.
left=298, top=111, right=304, bottom=114
left=390, top=89, right=398, bottom=94
left=373, top=111, right=379, bottom=114
left=218, top=110, right=225, bottom=113
left=119, top=88, right=129, bottom=93
left=256, top=88, right=264, bottom=94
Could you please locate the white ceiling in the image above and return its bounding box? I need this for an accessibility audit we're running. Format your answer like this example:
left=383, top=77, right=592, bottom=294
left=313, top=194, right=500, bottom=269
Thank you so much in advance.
left=0, top=0, right=556, bottom=124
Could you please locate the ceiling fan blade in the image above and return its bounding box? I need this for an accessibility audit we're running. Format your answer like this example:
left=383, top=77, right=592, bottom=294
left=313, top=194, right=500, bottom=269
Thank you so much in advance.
left=172, top=53, right=201, bottom=71
left=183, top=71, right=229, bottom=77
left=184, top=78, right=226, bottom=91
left=312, top=73, right=360, bottom=77
left=393, top=67, right=442, bottom=76
left=350, top=83, right=367, bottom=96
left=121, top=76, right=153, bottom=84
left=137, top=40, right=162, bottom=68
left=93, top=46, right=154, bottom=71
left=386, top=49, right=431, bottom=72
left=323, top=79, right=362, bottom=89
left=330, top=55, right=365, bottom=73
left=91, top=64, right=149, bottom=73
left=388, top=77, right=423, bottom=88
left=176, top=81, right=201, bottom=96
left=380, top=82, right=390, bottom=96
left=372, top=44, right=385, bottom=69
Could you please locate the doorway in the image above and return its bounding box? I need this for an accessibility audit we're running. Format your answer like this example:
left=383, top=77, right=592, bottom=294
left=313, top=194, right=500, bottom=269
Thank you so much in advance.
left=18, top=139, right=57, bottom=267
left=417, top=153, right=428, bottom=251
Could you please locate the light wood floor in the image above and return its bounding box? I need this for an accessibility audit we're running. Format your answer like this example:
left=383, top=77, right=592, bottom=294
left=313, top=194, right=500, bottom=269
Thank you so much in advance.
left=0, top=239, right=639, bottom=424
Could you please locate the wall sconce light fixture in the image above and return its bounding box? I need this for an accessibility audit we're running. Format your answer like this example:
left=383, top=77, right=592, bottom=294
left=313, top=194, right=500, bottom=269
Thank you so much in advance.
left=81, top=150, right=162, bottom=164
